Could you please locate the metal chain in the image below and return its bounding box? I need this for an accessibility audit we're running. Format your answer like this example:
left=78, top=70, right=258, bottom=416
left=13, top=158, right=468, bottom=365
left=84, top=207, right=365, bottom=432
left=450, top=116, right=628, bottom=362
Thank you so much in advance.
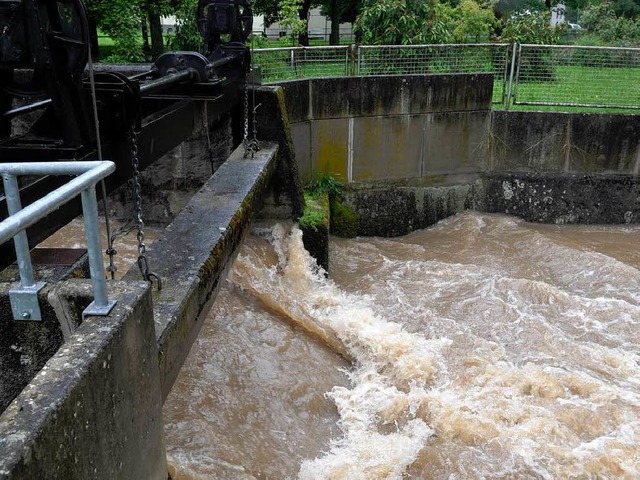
left=130, top=129, right=162, bottom=290
left=250, top=32, right=261, bottom=146
left=243, top=71, right=250, bottom=148
left=243, top=36, right=260, bottom=158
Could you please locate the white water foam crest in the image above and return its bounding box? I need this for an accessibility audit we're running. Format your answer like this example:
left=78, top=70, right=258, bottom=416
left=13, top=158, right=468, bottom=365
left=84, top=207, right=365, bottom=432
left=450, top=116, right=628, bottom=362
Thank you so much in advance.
left=230, top=225, right=450, bottom=478
left=230, top=223, right=640, bottom=479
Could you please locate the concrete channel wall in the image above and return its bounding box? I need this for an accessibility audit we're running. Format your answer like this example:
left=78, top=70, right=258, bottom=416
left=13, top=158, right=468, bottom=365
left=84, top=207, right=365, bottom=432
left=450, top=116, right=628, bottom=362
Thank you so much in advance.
left=281, top=75, right=493, bottom=184
left=278, top=75, right=640, bottom=234
left=0, top=281, right=167, bottom=480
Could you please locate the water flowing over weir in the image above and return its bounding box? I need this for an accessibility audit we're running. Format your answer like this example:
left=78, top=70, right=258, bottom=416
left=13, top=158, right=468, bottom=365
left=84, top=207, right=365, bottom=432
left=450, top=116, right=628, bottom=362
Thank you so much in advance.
left=164, top=212, right=640, bottom=479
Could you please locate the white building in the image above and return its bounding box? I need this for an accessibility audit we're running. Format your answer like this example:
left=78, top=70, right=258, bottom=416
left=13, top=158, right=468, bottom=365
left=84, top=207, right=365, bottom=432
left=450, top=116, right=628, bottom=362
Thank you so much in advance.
left=161, top=8, right=354, bottom=41
left=550, top=3, right=566, bottom=26
left=256, top=8, right=353, bottom=41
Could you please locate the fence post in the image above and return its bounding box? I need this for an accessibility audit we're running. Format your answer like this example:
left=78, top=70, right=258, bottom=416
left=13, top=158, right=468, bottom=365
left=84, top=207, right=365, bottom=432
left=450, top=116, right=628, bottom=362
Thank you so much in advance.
left=506, top=42, right=518, bottom=111
left=303, top=47, right=307, bottom=78
left=349, top=44, right=356, bottom=76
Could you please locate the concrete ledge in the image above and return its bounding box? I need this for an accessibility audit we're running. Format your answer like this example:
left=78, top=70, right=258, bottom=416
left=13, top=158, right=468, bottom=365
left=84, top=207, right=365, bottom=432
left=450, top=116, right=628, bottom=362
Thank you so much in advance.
left=343, top=182, right=475, bottom=237
left=278, top=75, right=494, bottom=122
left=481, top=173, right=640, bottom=224
left=0, top=280, right=166, bottom=480
left=126, top=142, right=280, bottom=400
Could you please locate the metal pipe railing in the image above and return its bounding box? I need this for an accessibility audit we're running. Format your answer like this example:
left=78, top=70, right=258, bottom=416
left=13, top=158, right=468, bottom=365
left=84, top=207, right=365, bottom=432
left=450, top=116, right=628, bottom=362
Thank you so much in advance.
left=0, top=161, right=117, bottom=320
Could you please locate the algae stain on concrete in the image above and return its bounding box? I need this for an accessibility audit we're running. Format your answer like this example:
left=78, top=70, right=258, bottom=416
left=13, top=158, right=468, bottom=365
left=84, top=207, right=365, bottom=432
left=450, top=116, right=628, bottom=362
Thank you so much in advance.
left=313, top=123, right=348, bottom=180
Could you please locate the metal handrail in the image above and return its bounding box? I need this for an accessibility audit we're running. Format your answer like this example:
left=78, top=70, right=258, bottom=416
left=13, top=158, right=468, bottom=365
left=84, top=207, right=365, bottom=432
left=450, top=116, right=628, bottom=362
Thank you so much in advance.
left=1, top=161, right=117, bottom=321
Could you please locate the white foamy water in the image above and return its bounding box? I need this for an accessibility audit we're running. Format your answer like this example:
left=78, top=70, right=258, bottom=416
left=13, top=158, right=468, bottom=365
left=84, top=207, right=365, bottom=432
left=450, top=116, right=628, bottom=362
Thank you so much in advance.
left=164, top=212, right=640, bottom=479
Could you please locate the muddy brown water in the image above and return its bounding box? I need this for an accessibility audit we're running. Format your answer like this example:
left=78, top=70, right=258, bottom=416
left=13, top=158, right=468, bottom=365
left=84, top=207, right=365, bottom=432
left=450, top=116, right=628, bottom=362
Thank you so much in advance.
left=165, top=212, right=640, bottom=479
left=39, top=213, right=640, bottom=479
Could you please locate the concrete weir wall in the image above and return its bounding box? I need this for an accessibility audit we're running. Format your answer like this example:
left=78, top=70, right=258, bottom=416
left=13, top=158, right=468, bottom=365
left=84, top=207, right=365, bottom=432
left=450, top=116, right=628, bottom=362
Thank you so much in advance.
left=278, top=76, right=640, bottom=233
left=280, top=74, right=492, bottom=236
left=482, top=111, right=640, bottom=224
left=281, top=75, right=493, bottom=184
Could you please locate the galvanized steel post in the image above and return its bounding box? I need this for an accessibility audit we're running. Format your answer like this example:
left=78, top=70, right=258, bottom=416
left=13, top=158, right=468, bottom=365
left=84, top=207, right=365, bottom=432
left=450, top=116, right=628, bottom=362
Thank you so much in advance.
left=81, top=184, right=116, bottom=317
left=1, top=173, right=45, bottom=320
left=0, top=161, right=117, bottom=320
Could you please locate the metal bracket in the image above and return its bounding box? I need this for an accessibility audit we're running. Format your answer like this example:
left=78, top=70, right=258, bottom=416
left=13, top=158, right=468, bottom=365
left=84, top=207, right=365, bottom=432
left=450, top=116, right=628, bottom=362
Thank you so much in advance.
left=83, top=299, right=117, bottom=318
left=9, top=281, right=47, bottom=321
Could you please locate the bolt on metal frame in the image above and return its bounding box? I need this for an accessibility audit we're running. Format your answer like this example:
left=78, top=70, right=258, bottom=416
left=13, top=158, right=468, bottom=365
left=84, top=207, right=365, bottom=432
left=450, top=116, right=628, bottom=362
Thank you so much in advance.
left=0, top=161, right=117, bottom=321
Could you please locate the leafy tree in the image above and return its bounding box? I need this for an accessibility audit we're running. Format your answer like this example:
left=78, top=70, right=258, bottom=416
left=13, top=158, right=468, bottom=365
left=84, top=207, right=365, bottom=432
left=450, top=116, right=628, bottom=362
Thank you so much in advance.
left=140, top=0, right=174, bottom=60
left=354, top=0, right=440, bottom=45
left=169, top=0, right=204, bottom=51
left=253, top=0, right=315, bottom=45
left=580, top=2, right=640, bottom=46
left=437, top=0, right=496, bottom=42
left=452, top=0, right=496, bottom=41
left=85, top=0, right=144, bottom=62
left=318, top=0, right=362, bottom=44
left=278, top=0, right=308, bottom=45
left=499, top=9, right=561, bottom=44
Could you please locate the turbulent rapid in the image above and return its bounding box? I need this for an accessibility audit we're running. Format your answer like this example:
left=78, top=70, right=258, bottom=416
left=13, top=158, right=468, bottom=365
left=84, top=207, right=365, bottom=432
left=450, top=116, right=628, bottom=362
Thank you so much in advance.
left=164, top=212, right=640, bottom=479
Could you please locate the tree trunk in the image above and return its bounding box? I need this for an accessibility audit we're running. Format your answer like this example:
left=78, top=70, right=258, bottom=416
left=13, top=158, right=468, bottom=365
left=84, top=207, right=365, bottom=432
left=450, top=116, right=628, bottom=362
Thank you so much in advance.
left=329, top=0, right=340, bottom=45
left=87, top=14, right=100, bottom=61
left=297, top=0, right=312, bottom=46
left=148, top=13, right=164, bottom=60
left=141, top=18, right=151, bottom=60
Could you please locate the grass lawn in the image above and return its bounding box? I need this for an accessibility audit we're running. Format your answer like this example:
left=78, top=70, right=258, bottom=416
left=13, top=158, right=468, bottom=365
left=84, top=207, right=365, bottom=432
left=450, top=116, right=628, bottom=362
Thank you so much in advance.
left=512, top=65, right=640, bottom=111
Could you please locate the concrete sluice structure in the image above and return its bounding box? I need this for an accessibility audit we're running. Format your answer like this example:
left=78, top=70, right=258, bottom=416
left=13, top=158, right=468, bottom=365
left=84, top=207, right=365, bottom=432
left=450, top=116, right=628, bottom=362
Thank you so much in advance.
left=0, top=83, right=303, bottom=478
left=1, top=74, right=639, bottom=479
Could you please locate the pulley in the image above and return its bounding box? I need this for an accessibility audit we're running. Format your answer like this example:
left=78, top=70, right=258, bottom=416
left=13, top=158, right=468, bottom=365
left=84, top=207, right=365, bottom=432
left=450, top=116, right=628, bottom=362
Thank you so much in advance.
left=197, top=0, right=253, bottom=55
left=0, top=0, right=89, bottom=99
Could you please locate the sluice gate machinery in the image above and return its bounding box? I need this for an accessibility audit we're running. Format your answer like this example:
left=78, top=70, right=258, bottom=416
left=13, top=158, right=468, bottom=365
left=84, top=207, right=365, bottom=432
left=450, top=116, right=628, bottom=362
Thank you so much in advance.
left=0, top=0, right=254, bottom=268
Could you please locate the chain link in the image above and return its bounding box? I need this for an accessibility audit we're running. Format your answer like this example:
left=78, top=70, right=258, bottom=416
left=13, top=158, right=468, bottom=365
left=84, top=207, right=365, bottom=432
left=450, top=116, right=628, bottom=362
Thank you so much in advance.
left=243, top=37, right=260, bottom=158
left=130, top=128, right=162, bottom=290
left=243, top=72, right=250, bottom=147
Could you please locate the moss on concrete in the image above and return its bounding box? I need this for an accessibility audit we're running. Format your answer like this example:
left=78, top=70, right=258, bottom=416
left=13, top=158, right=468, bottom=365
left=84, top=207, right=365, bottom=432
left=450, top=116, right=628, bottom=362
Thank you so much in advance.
left=330, top=198, right=359, bottom=238
left=300, top=192, right=330, bottom=273
left=299, top=192, right=329, bottom=232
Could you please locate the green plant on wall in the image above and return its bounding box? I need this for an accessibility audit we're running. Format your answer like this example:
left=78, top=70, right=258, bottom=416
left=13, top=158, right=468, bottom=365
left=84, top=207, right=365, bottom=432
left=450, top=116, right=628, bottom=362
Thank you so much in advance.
left=305, top=173, right=344, bottom=198
left=303, top=174, right=359, bottom=238
left=298, top=192, right=329, bottom=232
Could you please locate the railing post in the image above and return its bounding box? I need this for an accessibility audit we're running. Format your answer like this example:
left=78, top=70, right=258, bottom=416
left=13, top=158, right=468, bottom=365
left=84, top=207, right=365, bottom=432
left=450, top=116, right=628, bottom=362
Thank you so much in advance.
left=2, top=173, right=46, bottom=321
left=80, top=183, right=116, bottom=317
left=506, top=42, right=518, bottom=111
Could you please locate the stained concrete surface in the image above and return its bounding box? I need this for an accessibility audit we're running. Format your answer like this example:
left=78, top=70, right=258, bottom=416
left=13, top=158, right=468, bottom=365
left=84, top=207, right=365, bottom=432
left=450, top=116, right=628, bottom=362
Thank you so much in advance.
left=481, top=173, right=640, bottom=224
left=0, top=280, right=166, bottom=480
left=124, top=142, right=280, bottom=400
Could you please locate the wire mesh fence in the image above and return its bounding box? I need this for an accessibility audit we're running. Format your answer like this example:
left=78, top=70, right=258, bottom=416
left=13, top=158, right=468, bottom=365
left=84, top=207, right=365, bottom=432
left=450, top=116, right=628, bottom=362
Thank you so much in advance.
left=512, top=44, right=640, bottom=109
left=253, top=46, right=350, bottom=82
left=357, top=44, right=511, bottom=104
left=253, top=43, right=640, bottom=110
